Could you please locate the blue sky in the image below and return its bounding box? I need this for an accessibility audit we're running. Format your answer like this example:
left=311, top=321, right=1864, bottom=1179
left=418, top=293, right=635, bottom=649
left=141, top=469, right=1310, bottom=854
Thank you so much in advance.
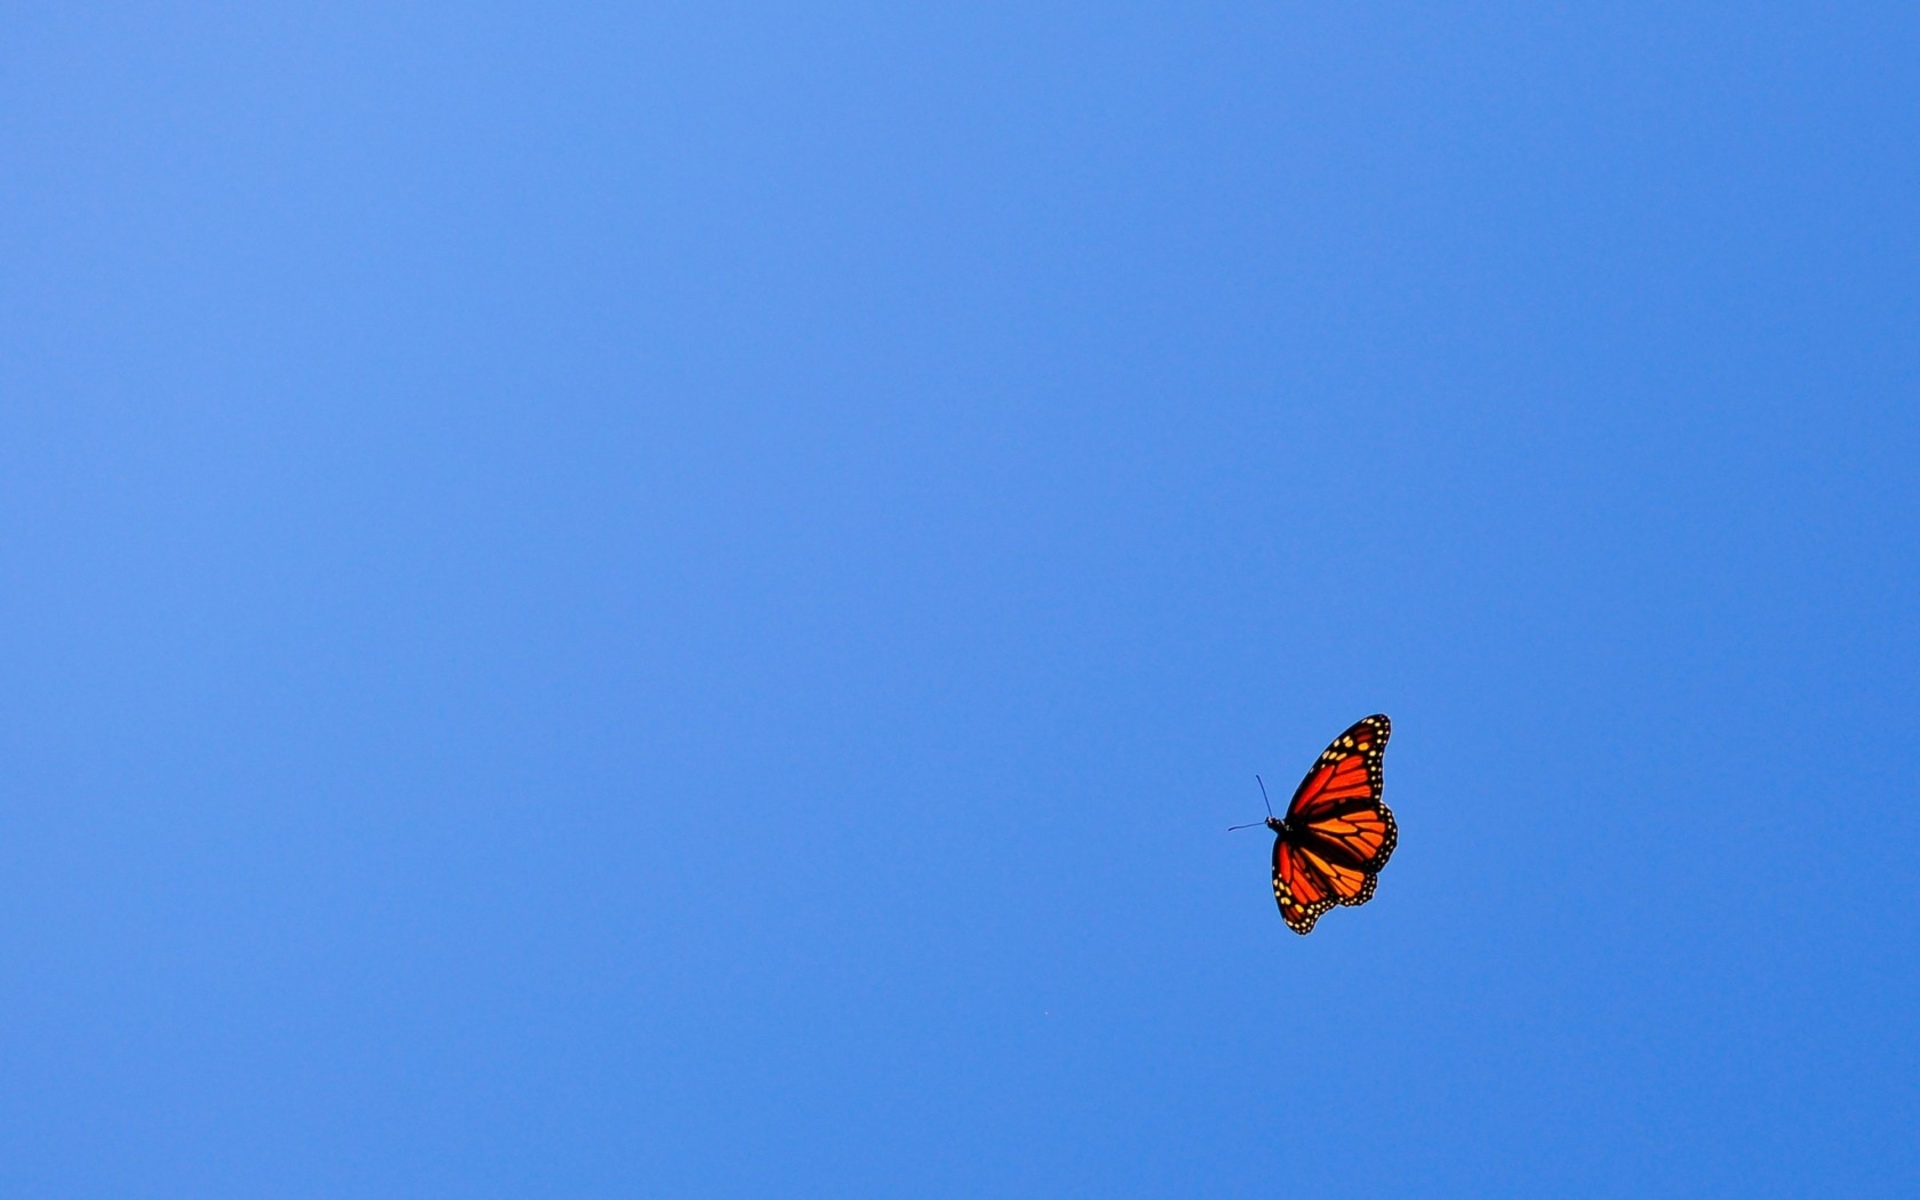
left=2, top=4, right=1916, bottom=1196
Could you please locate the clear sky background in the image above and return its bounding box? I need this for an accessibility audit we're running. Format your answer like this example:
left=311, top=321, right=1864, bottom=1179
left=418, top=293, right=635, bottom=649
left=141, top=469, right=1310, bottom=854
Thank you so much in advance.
left=2, top=4, right=1916, bottom=1196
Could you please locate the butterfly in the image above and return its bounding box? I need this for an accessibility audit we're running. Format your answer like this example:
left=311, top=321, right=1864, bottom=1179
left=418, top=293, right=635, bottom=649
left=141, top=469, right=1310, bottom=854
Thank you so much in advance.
left=1241, top=715, right=1397, bottom=935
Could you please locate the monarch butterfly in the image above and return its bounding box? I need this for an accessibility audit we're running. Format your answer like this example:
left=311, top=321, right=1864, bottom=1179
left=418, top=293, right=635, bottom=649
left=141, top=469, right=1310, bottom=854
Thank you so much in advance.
left=1239, top=715, right=1397, bottom=935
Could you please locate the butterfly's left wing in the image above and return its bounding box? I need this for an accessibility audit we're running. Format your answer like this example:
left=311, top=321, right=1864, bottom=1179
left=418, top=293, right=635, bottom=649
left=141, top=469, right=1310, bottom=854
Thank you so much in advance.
left=1272, top=838, right=1342, bottom=934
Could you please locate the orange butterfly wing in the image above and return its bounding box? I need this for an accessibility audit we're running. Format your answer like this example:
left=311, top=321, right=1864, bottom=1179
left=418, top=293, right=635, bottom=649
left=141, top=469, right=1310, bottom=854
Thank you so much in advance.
left=1271, top=715, right=1397, bottom=934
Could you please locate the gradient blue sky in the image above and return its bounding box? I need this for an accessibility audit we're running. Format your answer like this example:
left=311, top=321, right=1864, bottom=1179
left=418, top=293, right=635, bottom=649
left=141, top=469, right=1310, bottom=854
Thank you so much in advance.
left=3, top=4, right=1916, bottom=1196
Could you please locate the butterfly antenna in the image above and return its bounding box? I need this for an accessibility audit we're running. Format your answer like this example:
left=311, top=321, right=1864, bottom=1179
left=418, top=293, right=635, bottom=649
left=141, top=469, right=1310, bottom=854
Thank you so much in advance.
left=1228, top=775, right=1279, bottom=832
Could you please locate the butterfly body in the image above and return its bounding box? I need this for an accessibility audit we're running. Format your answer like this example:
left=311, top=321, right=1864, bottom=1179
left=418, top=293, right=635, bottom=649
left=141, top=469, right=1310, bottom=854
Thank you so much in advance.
left=1267, top=714, right=1397, bottom=935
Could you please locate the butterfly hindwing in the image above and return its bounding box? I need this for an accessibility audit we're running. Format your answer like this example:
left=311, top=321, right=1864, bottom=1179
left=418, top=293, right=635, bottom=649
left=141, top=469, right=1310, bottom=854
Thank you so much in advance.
left=1272, top=839, right=1338, bottom=934
left=1298, top=800, right=1397, bottom=878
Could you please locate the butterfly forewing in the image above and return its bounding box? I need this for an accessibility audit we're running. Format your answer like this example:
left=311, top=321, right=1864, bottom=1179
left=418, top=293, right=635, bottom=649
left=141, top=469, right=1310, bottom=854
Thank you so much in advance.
left=1285, top=715, right=1388, bottom=822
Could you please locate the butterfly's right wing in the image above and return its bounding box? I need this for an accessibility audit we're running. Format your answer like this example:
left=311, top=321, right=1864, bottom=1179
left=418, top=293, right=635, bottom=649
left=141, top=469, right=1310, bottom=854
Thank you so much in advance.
left=1285, top=715, right=1390, bottom=825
